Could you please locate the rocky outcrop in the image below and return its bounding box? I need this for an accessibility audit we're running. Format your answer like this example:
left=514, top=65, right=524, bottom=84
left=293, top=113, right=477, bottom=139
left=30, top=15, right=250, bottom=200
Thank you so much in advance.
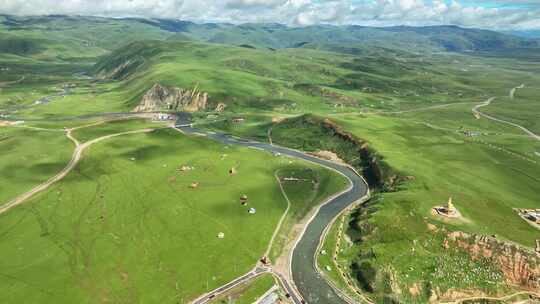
left=446, top=231, right=540, bottom=291
left=134, top=83, right=208, bottom=113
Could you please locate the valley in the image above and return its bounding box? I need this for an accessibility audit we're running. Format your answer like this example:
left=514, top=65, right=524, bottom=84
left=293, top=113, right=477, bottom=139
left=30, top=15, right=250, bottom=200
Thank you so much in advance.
left=0, top=14, right=539, bottom=304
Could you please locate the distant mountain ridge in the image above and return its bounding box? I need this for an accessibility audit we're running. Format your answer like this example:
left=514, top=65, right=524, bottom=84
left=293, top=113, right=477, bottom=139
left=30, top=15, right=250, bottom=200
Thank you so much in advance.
left=0, top=14, right=538, bottom=58
left=129, top=18, right=540, bottom=53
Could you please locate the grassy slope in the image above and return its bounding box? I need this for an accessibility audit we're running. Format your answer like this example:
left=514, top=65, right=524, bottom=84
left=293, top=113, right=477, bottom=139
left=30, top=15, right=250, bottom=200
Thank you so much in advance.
left=0, top=127, right=73, bottom=204
left=136, top=39, right=540, bottom=300
left=316, top=212, right=365, bottom=301
left=10, top=39, right=531, bottom=121
left=330, top=112, right=539, bottom=300
left=337, top=113, right=539, bottom=245
left=199, top=91, right=539, bottom=302
left=0, top=16, right=173, bottom=60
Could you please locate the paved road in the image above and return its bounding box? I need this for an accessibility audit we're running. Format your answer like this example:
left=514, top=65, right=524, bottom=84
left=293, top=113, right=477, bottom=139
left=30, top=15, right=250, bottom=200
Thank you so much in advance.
left=176, top=113, right=369, bottom=304
left=191, top=266, right=304, bottom=304
left=192, top=267, right=270, bottom=304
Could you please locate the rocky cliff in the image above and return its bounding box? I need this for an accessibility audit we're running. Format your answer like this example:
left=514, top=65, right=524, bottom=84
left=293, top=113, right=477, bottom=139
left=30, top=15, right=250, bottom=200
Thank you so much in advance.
left=134, top=83, right=208, bottom=113
left=446, top=231, right=540, bottom=291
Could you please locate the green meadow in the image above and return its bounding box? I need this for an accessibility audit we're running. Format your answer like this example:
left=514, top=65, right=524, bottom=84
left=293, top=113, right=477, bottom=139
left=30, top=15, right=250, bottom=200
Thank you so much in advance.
left=1, top=15, right=540, bottom=303
left=0, top=126, right=72, bottom=204
left=0, top=126, right=345, bottom=303
left=333, top=112, right=538, bottom=300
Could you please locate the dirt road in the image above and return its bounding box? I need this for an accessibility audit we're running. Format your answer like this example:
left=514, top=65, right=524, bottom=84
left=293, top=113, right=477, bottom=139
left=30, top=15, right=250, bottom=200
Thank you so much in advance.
left=510, top=83, right=525, bottom=99
left=472, top=97, right=540, bottom=142
left=0, top=127, right=155, bottom=215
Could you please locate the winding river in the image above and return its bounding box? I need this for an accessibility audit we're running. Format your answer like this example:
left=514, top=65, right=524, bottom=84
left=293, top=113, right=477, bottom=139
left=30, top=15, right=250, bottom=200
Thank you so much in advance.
left=176, top=113, right=369, bottom=304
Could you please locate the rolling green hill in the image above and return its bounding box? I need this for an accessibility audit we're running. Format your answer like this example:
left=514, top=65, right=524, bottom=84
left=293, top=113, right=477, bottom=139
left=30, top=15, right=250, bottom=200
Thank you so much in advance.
left=1, top=15, right=538, bottom=62
left=1, top=14, right=539, bottom=304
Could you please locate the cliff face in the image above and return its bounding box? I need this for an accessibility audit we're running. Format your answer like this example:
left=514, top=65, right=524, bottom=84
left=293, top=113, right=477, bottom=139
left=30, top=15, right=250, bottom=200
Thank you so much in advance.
left=447, top=231, right=540, bottom=291
left=271, top=114, right=404, bottom=190
left=134, top=83, right=208, bottom=112
left=317, top=117, right=403, bottom=190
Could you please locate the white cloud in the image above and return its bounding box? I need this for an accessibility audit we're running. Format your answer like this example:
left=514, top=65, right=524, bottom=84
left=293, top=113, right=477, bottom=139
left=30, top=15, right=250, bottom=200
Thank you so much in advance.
left=226, top=0, right=288, bottom=9
left=0, top=0, right=539, bottom=30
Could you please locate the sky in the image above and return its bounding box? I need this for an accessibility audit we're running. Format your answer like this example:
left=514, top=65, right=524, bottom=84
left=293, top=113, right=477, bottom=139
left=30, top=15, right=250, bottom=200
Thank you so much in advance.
left=1, top=0, right=540, bottom=30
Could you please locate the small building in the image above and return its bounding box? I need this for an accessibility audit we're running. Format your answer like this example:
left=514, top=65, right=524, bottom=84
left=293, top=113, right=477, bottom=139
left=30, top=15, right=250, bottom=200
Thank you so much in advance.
left=433, top=197, right=460, bottom=218
left=179, top=165, right=194, bottom=172
left=524, top=210, right=540, bottom=223
left=260, top=256, right=270, bottom=265
left=248, top=208, right=256, bottom=214
left=231, top=117, right=245, bottom=124
left=283, top=177, right=300, bottom=182
left=155, top=113, right=171, bottom=121
left=463, top=130, right=481, bottom=137
left=217, top=232, right=225, bottom=239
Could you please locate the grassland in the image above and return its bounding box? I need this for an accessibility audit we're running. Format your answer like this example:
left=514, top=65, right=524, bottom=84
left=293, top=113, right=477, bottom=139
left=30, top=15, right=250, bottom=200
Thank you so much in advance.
left=101, top=38, right=539, bottom=301
left=325, top=110, right=539, bottom=301
left=197, top=71, right=539, bottom=302
left=220, top=103, right=539, bottom=301
left=0, top=126, right=72, bottom=204
left=6, top=35, right=534, bottom=123
left=1, top=16, right=540, bottom=304
left=0, top=125, right=346, bottom=303
left=334, top=110, right=539, bottom=244
left=483, top=86, right=540, bottom=134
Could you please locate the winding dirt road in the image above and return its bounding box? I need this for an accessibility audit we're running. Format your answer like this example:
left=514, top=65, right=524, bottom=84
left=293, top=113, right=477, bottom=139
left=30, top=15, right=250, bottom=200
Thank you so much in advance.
left=472, top=96, right=540, bottom=142
left=0, top=75, right=25, bottom=88
left=510, top=84, right=525, bottom=99
left=0, top=127, right=155, bottom=215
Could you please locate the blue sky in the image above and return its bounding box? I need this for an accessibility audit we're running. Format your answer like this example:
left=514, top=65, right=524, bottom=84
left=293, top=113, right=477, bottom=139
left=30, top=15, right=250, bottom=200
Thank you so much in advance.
left=458, top=0, right=540, bottom=9
left=1, top=0, right=539, bottom=29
